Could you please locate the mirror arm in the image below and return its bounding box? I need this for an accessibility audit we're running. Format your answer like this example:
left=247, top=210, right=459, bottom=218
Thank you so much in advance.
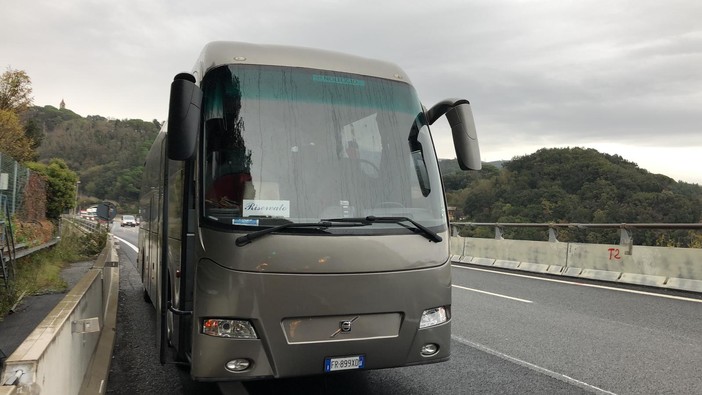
left=427, top=98, right=481, bottom=171
left=426, top=98, right=470, bottom=125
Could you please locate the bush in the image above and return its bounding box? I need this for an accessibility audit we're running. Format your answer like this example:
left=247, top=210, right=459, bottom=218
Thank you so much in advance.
left=0, top=223, right=105, bottom=320
left=12, top=219, right=55, bottom=246
left=79, top=227, right=108, bottom=256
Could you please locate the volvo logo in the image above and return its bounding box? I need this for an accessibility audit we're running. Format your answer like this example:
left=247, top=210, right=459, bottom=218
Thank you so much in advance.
left=330, top=316, right=359, bottom=337
left=340, top=320, right=353, bottom=332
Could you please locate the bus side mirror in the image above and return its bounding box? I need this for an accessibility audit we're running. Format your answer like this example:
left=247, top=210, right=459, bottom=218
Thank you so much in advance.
left=446, top=103, right=481, bottom=170
left=427, top=99, right=481, bottom=171
left=167, top=73, right=202, bottom=161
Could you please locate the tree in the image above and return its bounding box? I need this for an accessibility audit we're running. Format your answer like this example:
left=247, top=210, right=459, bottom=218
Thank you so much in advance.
left=26, top=159, right=78, bottom=219
left=23, top=118, right=44, bottom=150
left=0, top=68, right=37, bottom=161
left=0, top=109, right=34, bottom=161
left=0, top=67, right=33, bottom=114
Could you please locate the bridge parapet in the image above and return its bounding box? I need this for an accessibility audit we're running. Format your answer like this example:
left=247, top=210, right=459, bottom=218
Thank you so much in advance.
left=450, top=223, right=702, bottom=293
left=0, top=236, right=119, bottom=394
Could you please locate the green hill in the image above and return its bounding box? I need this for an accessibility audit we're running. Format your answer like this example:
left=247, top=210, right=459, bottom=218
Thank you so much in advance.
left=441, top=147, right=702, bottom=246
left=27, top=105, right=160, bottom=211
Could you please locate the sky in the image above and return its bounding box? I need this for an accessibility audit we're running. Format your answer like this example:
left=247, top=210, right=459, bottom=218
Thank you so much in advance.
left=2, top=0, right=701, bottom=184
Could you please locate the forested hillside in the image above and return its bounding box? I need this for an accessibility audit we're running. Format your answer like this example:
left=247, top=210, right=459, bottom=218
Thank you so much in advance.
left=27, top=105, right=160, bottom=211
left=441, top=147, right=702, bottom=246
left=25, top=105, right=701, bottom=247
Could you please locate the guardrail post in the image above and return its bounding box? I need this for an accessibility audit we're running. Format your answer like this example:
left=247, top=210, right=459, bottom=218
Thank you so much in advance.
left=548, top=227, right=559, bottom=242
left=620, top=227, right=633, bottom=255
left=494, top=226, right=504, bottom=240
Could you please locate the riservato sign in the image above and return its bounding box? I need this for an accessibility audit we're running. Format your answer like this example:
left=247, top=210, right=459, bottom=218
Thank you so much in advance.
left=242, top=200, right=291, bottom=218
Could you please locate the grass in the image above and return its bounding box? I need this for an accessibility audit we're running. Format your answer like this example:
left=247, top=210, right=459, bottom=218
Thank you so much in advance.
left=0, top=224, right=107, bottom=320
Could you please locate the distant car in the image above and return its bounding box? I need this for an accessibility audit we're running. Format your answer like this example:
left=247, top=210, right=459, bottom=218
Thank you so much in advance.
left=121, top=215, right=137, bottom=227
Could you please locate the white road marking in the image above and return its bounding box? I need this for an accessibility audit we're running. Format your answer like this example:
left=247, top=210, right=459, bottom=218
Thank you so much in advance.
left=452, top=284, right=533, bottom=303
left=452, top=335, right=618, bottom=395
left=453, top=265, right=702, bottom=304
left=113, top=235, right=138, bottom=252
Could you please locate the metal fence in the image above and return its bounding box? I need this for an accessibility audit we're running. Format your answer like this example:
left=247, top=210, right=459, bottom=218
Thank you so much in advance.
left=451, top=222, right=702, bottom=249
left=0, top=152, right=31, bottom=219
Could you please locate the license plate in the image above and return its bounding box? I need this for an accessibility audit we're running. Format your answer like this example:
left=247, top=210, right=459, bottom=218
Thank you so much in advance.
left=324, top=355, right=365, bottom=372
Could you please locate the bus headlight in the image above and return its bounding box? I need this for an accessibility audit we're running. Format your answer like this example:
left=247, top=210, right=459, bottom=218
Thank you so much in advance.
left=419, top=306, right=449, bottom=329
left=202, top=318, right=258, bottom=339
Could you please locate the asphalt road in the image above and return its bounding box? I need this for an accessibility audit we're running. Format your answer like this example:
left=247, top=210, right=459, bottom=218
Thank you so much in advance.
left=450, top=265, right=702, bottom=395
left=107, top=225, right=702, bottom=394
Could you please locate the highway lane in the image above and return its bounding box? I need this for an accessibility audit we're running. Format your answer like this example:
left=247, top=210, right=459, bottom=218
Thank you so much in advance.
left=105, top=225, right=700, bottom=393
left=451, top=264, right=702, bottom=394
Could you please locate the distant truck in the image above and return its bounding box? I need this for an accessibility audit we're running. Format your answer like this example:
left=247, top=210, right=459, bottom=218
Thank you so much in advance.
left=82, top=205, right=98, bottom=220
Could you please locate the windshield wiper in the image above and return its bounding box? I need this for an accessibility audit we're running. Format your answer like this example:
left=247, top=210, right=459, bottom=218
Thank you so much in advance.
left=235, top=221, right=368, bottom=247
left=322, top=216, right=442, bottom=243
left=236, top=216, right=441, bottom=246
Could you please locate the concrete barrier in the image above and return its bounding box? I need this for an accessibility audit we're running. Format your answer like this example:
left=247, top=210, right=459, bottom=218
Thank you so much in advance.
left=466, top=238, right=569, bottom=267
left=493, top=260, right=521, bottom=270
left=561, top=267, right=583, bottom=278
left=449, top=236, right=465, bottom=257
left=470, top=257, right=495, bottom=266
left=452, top=237, right=702, bottom=293
left=665, top=277, right=702, bottom=293
left=546, top=265, right=565, bottom=275
left=579, top=269, right=622, bottom=282
left=619, top=273, right=667, bottom=288
left=518, top=262, right=551, bottom=274
left=1, top=237, right=119, bottom=395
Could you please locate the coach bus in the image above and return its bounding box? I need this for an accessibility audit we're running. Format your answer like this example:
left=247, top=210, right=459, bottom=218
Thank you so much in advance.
left=138, top=41, right=481, bottom=381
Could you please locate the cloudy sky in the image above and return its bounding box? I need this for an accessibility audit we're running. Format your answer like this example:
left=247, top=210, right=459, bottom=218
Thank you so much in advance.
left=2, top=0, right=701, bottom=183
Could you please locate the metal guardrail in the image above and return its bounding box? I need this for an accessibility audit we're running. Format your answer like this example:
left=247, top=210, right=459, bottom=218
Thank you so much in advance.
left=451, top=222, right=702, bottom=246
left=455, top=222, right=702, bottom=229
left=9, top=240, right=59, bottom=261
left=62, top=216, right=104, bottom=233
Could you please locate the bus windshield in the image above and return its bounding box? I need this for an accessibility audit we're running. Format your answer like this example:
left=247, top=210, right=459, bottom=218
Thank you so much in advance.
left=200, top=64, right=446, bottom=233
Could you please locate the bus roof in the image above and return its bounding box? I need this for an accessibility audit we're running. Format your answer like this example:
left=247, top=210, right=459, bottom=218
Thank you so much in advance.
left=191, top=41, right=413, bottom=85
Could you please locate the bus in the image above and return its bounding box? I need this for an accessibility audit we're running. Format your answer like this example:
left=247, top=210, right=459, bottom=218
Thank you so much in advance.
left=138, top=41, right=481, bottom=381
